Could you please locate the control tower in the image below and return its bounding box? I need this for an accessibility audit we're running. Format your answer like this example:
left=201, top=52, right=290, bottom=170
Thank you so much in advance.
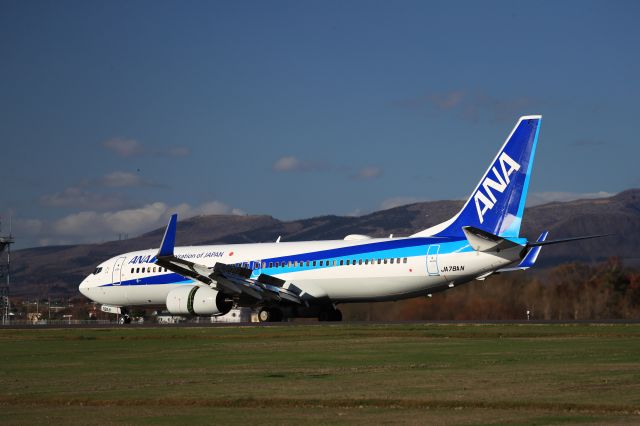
left=0, top=218, right=14, bottom=324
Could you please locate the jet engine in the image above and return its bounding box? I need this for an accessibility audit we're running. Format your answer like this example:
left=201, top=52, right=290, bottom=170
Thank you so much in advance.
left=166, top=285, right=232, bottom=316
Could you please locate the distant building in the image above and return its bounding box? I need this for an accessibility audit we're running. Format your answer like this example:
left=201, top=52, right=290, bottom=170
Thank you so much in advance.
left=210, top=307, right=252, bottom=323
left=156, top=314, right=186, bottom=324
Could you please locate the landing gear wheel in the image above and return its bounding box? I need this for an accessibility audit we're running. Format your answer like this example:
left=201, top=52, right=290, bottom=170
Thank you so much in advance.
left=119, top=315, right=132, bottom=325
left=258, top=307, right=272, bottom=322
left=258, top=307, right=284, bottom=322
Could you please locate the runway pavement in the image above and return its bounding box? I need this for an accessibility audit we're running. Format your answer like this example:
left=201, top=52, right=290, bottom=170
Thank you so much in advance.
left=2, top=319, right=639, bottom=329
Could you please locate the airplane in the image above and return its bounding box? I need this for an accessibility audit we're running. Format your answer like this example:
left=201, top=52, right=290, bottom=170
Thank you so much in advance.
left=79, top=115, right=604, bottom=323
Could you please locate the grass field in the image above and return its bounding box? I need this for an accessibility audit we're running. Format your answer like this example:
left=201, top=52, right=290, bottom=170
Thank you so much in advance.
left=0, top=323, right=639, bottom=425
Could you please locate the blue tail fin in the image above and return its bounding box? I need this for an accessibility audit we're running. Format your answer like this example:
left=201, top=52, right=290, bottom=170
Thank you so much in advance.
left=413, top=115, right=541, bottom=238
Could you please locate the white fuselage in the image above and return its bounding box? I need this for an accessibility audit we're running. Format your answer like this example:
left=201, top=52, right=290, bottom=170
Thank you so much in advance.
left=79, top=236, right=522, bottom=308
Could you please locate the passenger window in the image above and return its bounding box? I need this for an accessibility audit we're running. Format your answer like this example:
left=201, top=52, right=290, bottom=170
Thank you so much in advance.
left=346, top=260, right=350, bottom=265
left=262, top=262, right=266, bottom=268
left=131, top=268, right=134, bottom=273
left=288, top=261, right=292, bottom=267
left=365, top=259, right=369, bottom=265
left=136, top=268, right=140, bottom=273
left=313, top=261, right=317, bottom=266
left=340, top=260, right=344, bottom=266
left=390, top=259, right=394, bottom=264
left=306, top=261, right=310, bottom=267
left=269, top=262, right=273, bottom=268
left=377, top=259, right=381, bottom=264
left=383, top=259, right=387, bottom=264
left=397, top=258, right=401, bottom=264
left=153, top=267, right=156, bottom=273
left=358, top=259, right=362, bottom=265
left=403, top=258, right=407, bottom=263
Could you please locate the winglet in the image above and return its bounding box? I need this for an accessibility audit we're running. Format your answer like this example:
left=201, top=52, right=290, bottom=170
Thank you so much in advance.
left=157, top=213, right=178, bottom=257
left=518, top=231, right=548, bottom=268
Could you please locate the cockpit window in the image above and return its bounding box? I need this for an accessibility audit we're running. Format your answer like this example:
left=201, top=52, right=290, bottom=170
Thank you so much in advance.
left=93, top=267, right=103, bottom=275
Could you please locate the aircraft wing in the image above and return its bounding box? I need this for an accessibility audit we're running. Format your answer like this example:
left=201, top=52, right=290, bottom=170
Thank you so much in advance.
left=154, top=214, right=302, bottom=305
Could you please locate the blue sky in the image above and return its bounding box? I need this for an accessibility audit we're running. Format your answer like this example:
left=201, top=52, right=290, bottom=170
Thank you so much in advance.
left=1, top=0, right=638, bottom=248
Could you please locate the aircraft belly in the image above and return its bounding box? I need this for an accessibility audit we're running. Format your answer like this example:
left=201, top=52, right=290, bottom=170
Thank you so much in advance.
left=295, top=276, right=431, bottom=302
left=437, top=251, right=516, bottom=282
left=125, top=284, right=176, bottom=305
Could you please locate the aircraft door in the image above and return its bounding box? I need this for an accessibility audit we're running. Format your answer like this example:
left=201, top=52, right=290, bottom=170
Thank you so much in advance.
left=426, top=245, right=440, bottom=276
left=112, top=257, right=126, bottom=285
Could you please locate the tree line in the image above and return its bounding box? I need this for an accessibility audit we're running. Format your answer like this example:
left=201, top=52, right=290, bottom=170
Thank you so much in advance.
left=343, top=258, right=640, bottom=321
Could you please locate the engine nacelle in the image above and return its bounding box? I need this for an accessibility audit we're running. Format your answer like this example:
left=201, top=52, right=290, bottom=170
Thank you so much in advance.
left=166, top=285, right=232, bottom=316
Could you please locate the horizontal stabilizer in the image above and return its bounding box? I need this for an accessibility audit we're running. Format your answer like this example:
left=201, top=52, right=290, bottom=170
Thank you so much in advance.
left=498, top=231, right=548, bottom=272
left=526, top=233, right=611, bottom=247
left=519, top=231, right=548, bottom=268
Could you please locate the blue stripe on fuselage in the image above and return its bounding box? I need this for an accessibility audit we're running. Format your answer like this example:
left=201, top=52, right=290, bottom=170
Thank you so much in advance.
left=98, top=236, right=483, bottom=287
left=257, top=239, right=472, bottom=276
left=99, top=273, right=194, bottom=287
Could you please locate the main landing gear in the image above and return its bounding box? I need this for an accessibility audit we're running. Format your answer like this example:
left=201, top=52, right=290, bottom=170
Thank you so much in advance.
left=255, top=306, right=343, bottom=322
left=257, top=307, right=284, bottom=322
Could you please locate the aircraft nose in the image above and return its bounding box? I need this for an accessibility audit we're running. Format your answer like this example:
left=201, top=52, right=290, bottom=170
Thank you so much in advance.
left=79, top=277, right=90, bottom=297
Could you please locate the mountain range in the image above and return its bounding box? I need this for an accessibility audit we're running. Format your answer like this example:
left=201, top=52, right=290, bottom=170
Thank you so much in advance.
left=9, top=189, right=640, bottom=298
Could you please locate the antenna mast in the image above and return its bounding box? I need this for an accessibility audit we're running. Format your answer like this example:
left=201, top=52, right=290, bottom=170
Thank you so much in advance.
left=0, top=214, right=15, bottom=324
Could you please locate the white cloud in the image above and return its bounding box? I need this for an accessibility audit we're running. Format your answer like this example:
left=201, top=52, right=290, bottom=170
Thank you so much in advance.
left=380, top=196, right=429, bottom=210
left=103, top=138, right=142, bottom=157
left=188, top=201, right=246, bottom=216
left=345, top=208, right=365, bottom=217
left=527, top=191, right=614, bottom=206
left=18, top=200, right=246, bottom=247
left=272, top=156, right=326, bottom=172
left=98, top=171, right=155, bottom=188
left=352, top=166, right=383, bottom=180
left=273, top=156, right=302, bottom=171
left=272, top=155, right=334, bottom=172
left=40, top=187, right=130, bottom=210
